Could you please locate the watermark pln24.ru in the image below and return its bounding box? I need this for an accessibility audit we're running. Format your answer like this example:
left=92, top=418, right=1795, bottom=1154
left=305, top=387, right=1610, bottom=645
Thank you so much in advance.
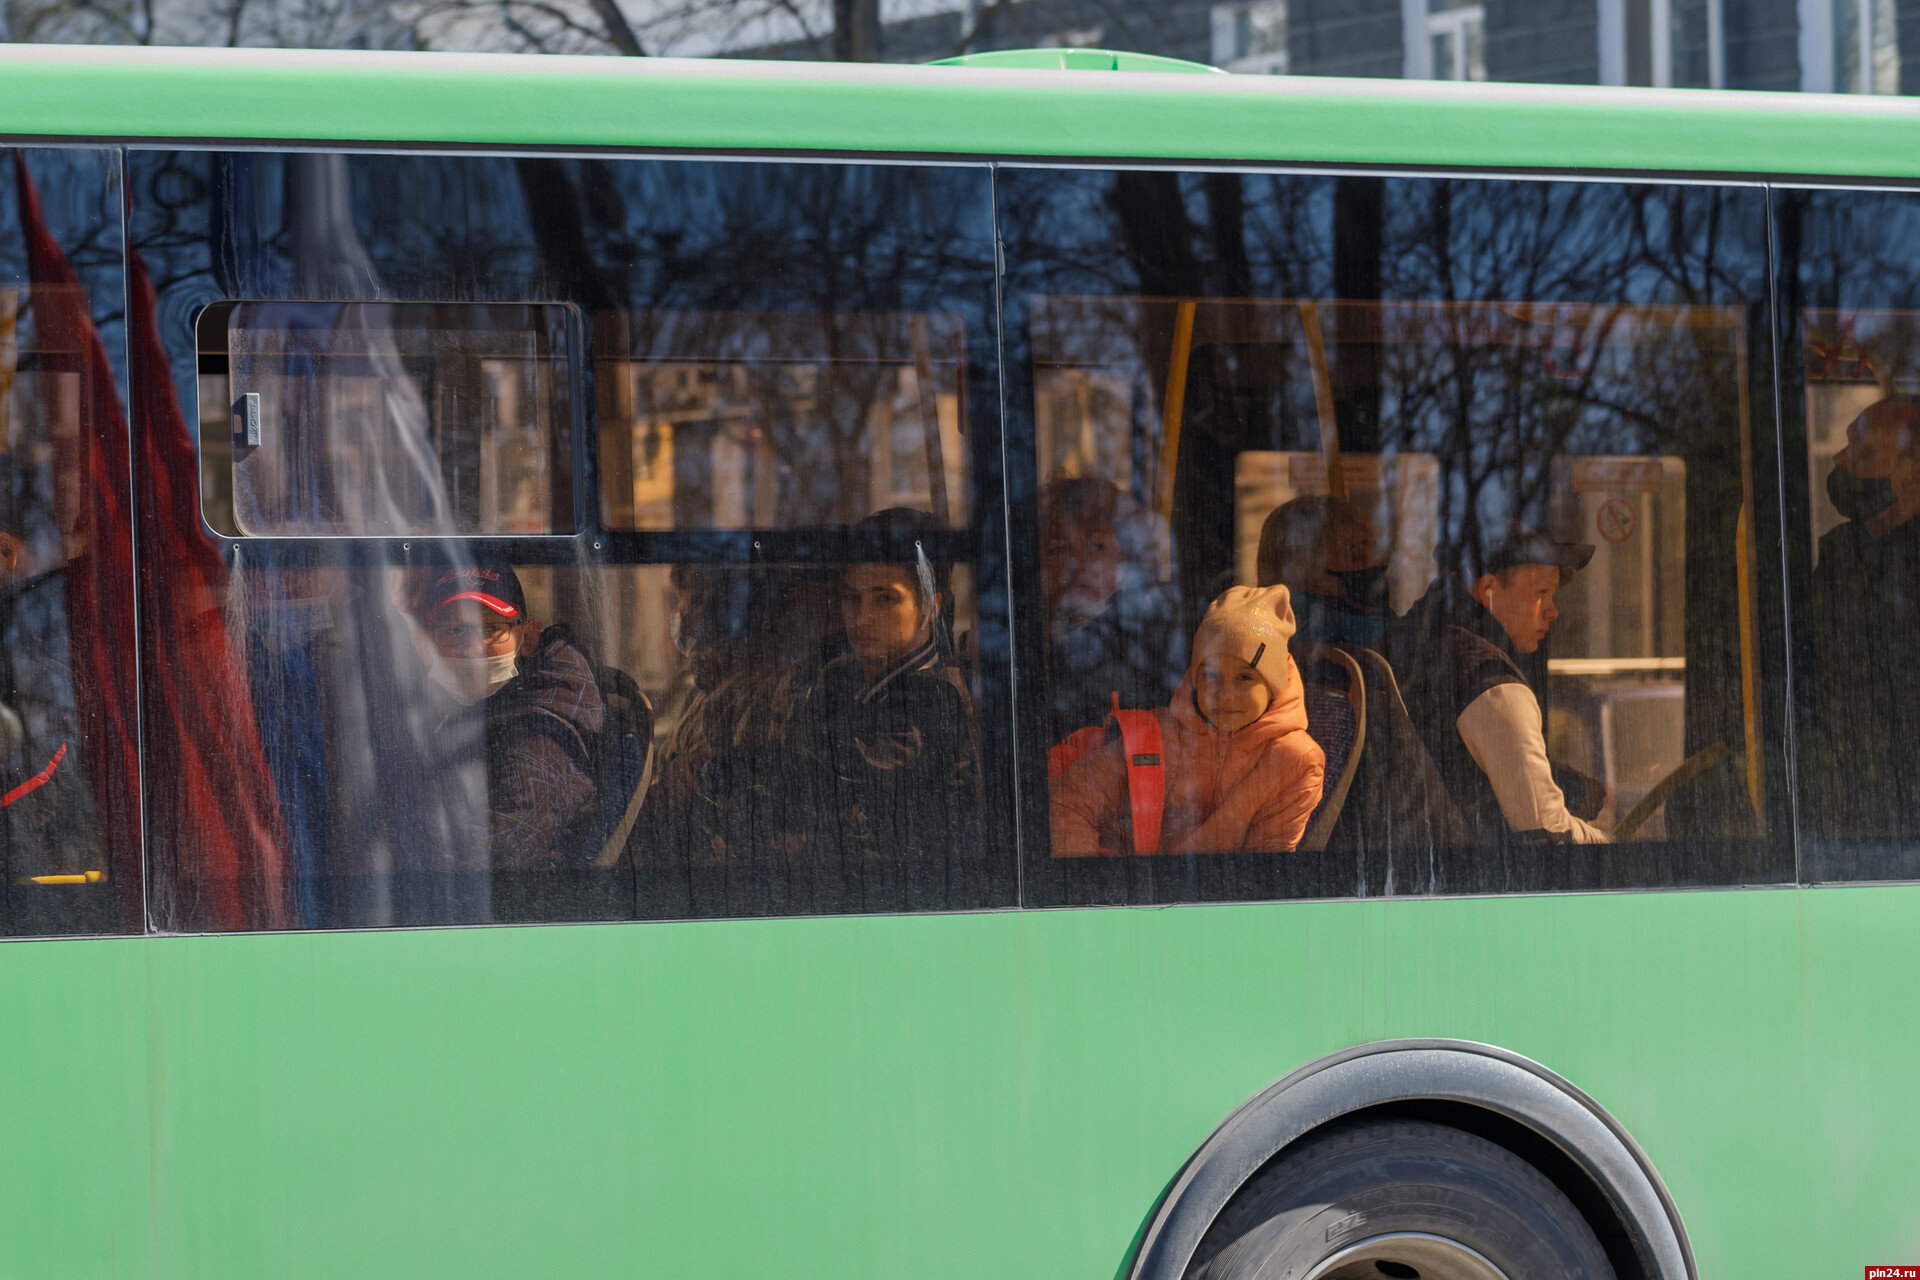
left=1867, top=1268, right=1920, bottom=1278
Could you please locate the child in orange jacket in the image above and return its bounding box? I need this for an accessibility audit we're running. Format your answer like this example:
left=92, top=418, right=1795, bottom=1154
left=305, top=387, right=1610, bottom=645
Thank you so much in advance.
left=1050, top=585, right=1325, bottom=856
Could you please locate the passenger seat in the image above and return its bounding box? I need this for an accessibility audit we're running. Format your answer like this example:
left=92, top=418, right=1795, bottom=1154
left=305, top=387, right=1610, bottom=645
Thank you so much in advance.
left=1318, top=646, right=1472, bottom=867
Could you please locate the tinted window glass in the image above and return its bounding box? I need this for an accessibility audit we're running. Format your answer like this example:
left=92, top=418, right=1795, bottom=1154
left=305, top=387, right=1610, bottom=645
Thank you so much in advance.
left=131, top=152, right=1009, bottom=930
left=1000, top=169, right=1786, bottom=906
left=608, top=310, right=970, bottom=531
left=198, top=301, right=577, bottom=537
left=0, top=148, right=140, bottom=935
left=1777, top=188, right=1920, bottom=879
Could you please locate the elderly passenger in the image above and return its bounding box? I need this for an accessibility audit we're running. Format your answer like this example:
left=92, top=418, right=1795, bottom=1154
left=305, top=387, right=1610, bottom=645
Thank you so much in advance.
left=1041, top=477, right=1186, bottom=740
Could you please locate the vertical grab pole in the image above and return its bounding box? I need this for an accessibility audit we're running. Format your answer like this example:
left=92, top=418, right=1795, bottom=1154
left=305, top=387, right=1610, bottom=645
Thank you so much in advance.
left=1156, top=300, right=1197, bottom=520
left=910, top=313, right=950, bottom=524
left=1734, top=307, right=1765, bottom=826
left=1736, top=504, right=1764, bottom=821
left=1301, top=301, right=1346, bottom=500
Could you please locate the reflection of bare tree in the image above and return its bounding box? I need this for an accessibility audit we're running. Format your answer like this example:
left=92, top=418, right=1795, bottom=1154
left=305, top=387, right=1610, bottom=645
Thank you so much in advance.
left=1369, top=183, right=1750, bottom=573
left=621, top=311, right=966, bottom=528
left=559, top=160, right=987, bottom=527
left=1005, top=171, right=1758, bottom=573
left=0, top=0, right=887, bottom=65
left=1002, top=169, right=1768, bottom=852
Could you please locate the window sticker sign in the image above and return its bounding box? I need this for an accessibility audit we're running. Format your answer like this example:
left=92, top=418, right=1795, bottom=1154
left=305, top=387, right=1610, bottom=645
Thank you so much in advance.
left=1597, top=496, right=1637, bottom=544
left=1288, top=454, right=1384, bottom=493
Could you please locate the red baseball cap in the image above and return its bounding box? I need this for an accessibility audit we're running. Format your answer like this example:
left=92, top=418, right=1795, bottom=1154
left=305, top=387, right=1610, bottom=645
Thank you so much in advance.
left=414, top=561, right=526, bottom=622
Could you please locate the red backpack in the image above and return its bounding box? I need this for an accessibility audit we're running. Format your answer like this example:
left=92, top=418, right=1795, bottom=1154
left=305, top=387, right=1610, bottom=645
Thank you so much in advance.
left=1047, top=692, right=1167, bottom=855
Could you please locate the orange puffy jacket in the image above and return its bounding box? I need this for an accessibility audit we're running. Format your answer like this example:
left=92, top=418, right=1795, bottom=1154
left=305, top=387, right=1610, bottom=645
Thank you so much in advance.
left=1049, top=655, right=1325, bottom=857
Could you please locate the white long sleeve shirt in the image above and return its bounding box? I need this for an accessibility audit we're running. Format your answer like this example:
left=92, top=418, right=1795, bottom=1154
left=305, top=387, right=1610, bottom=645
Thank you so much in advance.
left=1455, top=682, right=1610, bottom=844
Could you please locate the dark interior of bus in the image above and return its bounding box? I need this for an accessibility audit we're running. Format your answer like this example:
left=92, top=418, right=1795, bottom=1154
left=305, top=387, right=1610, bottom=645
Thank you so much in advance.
left=12, top=146, right=1920, bottom=933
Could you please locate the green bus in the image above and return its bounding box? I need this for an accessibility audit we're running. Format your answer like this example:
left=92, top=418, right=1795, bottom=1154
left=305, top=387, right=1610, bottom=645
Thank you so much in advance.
left=1, top=41, right=1917, bottom=1279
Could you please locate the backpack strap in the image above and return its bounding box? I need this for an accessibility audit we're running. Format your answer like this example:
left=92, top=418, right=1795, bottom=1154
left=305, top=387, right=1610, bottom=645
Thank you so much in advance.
left=589, top=664, right=656, bottom=869
left=1107, top=692, right=1166, bottom=855
left=591, top=738, right=654, bottom=869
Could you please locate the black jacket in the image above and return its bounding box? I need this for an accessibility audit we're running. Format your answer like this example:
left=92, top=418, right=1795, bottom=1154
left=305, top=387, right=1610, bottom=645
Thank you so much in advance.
left=1801, top=515, right=1920, bottom=839
left=1385, top=577, right=1598, bottom=844
left=801, top=638, right=978, bottom=909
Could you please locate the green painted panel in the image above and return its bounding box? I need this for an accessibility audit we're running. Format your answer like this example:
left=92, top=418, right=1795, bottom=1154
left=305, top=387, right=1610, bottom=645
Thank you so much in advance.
left=1, top=48, right=1920, bottom=179
left=0, top=886, right=1885, bottom=1277
left=0, top=936, right=150, bottom=1278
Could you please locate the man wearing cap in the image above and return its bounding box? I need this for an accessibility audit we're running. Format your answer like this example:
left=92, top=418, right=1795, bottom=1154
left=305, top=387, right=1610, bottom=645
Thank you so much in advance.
left=1389, top=526, right=1609, bottom=846
left=410, top=560, right=605, bottom=869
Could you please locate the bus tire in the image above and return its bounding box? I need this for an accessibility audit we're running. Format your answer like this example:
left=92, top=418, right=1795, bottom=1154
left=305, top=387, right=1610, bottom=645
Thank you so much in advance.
left=1190, top=1117, right=1614, bottom=1280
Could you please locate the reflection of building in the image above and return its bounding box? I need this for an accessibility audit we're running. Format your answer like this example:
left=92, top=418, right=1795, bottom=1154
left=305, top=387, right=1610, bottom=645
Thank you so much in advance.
left=731, top=0, right=1920, bottom=96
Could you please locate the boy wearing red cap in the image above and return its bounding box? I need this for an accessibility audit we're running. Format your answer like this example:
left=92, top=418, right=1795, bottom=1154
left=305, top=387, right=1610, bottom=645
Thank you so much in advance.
left=410, top=560, right=606, bottom=869
left=1051, top=585, right=1325, bottom=856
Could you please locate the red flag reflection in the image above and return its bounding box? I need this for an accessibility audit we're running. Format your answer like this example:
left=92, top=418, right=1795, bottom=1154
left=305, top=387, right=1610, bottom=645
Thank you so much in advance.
left=11, top=149, right=142, bottom=928
left=13, top=150, right=287, bottom=930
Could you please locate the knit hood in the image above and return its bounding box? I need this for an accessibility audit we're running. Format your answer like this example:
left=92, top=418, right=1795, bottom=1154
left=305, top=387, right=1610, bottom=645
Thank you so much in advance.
left=1189, top=585, right=1299, bottom=698
left=1173, top=586, right=1308, bottom=740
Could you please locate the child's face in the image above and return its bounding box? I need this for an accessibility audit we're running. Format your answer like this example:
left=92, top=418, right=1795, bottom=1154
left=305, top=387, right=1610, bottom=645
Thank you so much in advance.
left=1195, top=655, right=1271, bottom=732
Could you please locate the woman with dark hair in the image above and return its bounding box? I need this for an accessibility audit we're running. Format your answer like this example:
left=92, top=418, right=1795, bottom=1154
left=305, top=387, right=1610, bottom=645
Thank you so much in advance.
left=800, top=508, right=978, bottom=908
left=646, top=560, right=841, bottom=877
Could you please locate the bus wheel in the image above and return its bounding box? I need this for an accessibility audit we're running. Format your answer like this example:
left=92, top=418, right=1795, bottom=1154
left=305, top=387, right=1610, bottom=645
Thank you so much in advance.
left=1190, top=1118, right=1614, bottom=1280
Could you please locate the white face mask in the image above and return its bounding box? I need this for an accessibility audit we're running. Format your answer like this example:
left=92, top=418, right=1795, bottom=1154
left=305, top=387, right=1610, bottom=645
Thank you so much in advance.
left=430, top=651, right=519, bottom=705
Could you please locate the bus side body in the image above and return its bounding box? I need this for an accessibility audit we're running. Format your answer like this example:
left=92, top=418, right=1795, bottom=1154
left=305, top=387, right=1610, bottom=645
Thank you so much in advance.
left=0, top=50, right=1915, bottom=1280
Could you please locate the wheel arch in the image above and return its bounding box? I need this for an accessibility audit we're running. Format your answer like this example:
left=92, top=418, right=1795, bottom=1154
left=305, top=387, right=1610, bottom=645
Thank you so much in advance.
left=1123, top=1038, right=1695, bottom=1280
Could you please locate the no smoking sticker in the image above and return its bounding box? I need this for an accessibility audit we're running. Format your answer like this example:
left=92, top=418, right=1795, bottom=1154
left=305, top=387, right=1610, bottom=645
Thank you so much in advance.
left=1597, top=497, right=1636, bottom=544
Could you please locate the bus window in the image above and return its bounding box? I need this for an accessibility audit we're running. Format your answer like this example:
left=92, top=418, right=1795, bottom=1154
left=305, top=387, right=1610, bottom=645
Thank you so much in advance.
left=1001, top=169, right=1787, bottom=906
left=196, top=302, right=575, bottom=538
left=0, top=149, right=140, bottom=936
left=134, top=150, right=1009, bottom=930
left=1780, top=189, right=1920, bottom=878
